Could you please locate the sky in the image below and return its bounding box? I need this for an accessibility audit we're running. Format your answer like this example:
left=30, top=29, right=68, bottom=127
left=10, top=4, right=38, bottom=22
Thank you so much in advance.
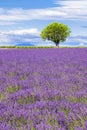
left=0, top=0, right=87, bottom=46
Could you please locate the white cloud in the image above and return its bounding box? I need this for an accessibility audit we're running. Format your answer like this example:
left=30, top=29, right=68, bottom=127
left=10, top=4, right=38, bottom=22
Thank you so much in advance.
left=0, top=34, right=14, bottom=46
left=0, top=33, right=11, bottom=44
left=79, top=43, right=84, bottom=46
left=55, top=0, right=87, bottom=20
left=0, top=21, right=15, bottom=25
left=67, top=35, right=87, bottom=46
left=56, top=0, right=87, bottom=9
left=0, top=0, right=86, bottom=25
left=0, top=7, right=66, bottom=23
left=7, top=28, right=39, bottom=35
left=0, top=28, right=40, bottom=46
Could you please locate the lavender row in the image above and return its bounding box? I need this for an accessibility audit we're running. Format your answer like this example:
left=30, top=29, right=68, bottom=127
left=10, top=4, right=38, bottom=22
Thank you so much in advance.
left=0, top=48, right=87, bottom=130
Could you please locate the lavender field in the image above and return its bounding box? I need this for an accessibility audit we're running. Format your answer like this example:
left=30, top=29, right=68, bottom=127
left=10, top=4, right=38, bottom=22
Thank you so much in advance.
left=0, top=48, right=87, bottom=130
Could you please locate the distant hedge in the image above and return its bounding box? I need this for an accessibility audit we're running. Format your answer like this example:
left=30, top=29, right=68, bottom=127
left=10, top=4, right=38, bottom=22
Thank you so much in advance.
left=0, top=46, right=86, bottom=48
left=0, top=46, right=55, bottom=48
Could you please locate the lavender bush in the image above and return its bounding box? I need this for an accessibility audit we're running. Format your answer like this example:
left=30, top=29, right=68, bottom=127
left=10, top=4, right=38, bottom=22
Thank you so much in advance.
left=0, top=48, right=87, bottom=130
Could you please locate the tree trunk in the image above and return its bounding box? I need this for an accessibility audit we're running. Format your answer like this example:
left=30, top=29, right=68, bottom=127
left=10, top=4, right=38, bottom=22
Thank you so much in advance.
left=55, top=41, right=59, bottom=48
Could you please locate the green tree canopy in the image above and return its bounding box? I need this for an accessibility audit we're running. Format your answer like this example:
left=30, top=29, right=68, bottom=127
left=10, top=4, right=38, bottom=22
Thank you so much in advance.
left=40, top=22, right=71, bottom=47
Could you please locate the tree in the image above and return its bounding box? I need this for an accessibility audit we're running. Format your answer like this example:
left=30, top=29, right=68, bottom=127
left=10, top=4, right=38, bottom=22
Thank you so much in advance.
left=40, top=22, right=71, bottom=47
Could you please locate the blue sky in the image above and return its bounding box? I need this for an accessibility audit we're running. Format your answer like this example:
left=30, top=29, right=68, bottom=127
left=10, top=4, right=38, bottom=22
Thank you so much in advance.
left=0, top=0, right=87, bottom=46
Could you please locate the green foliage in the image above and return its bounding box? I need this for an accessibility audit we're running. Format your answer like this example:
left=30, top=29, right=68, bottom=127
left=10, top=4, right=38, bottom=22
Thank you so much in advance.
left=31, top=127, right=35, bottom=130
left=40, top=22, right=71, bottom=46
left=17, top=95, right=36, bottom=105
left=0, top=92, right=8, bottom=102
left=7, top=85, right=21, bottom=94
left=68, top=96, right=87, bottom=104
left=60, top=107, right=71, bottom=116
left=16, top=117, right=27, bottom=127
left=8, top=72, right=16, bottom=77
